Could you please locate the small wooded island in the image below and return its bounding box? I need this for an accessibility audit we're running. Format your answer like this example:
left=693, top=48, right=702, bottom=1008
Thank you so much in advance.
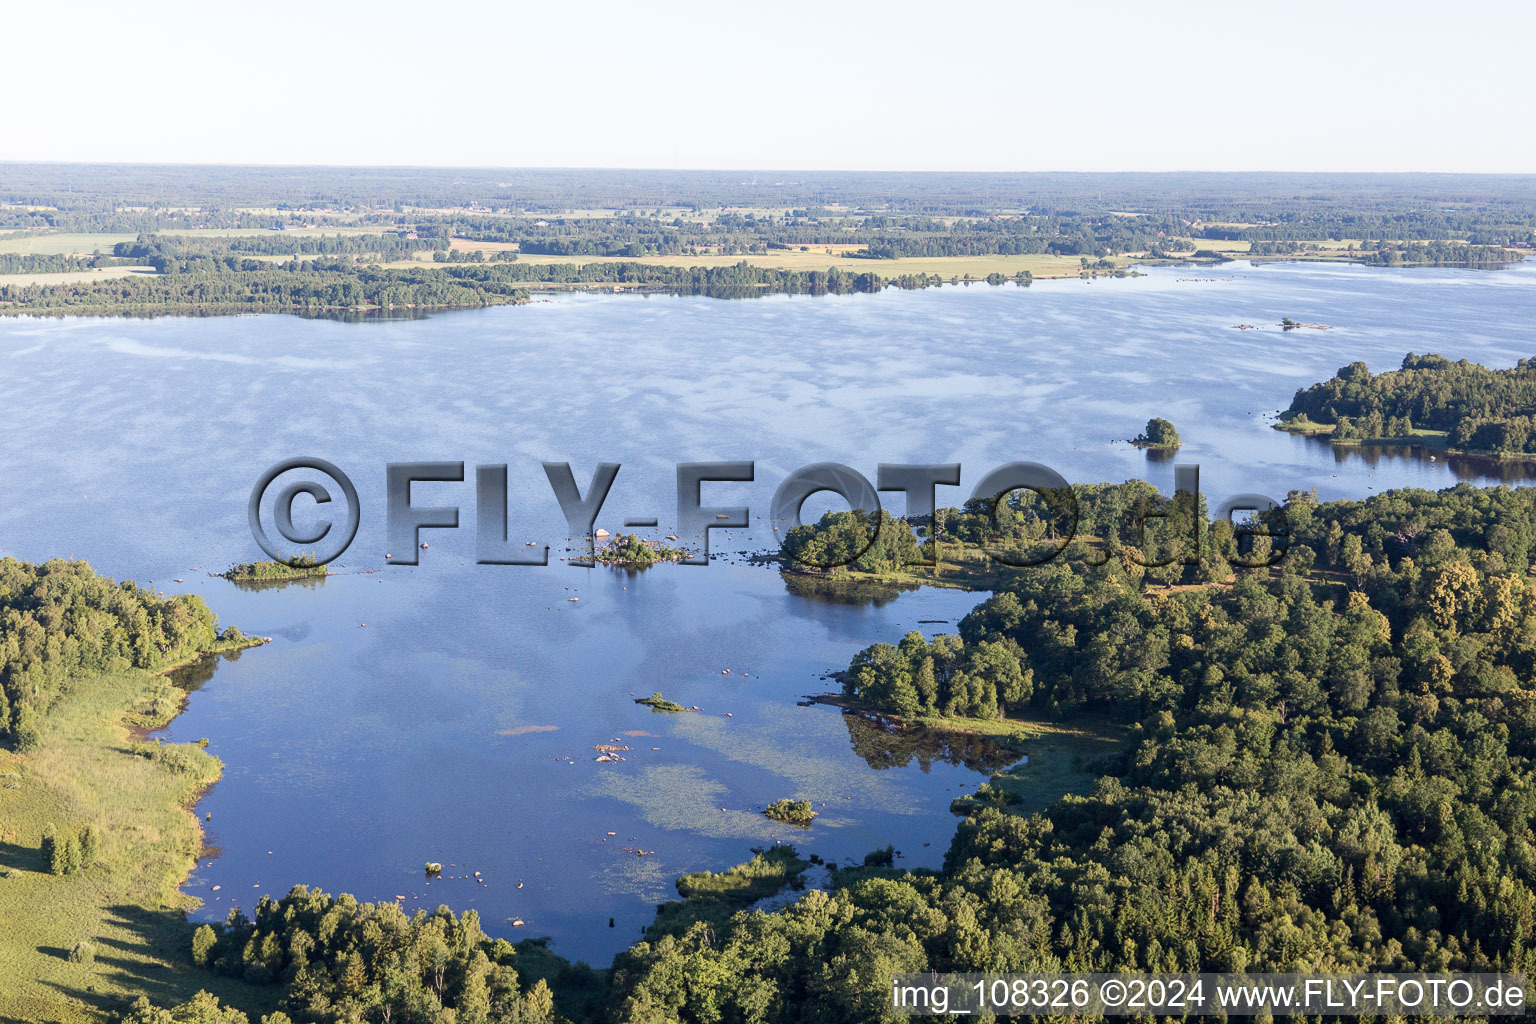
left=1276, top=352, right=1536, bottom=455
left=763, top=798, right=817, bottom=826
left=221, top=556, right=329, bottom=581
left=634, top=692, right=690, bottom=712
left=1130, top=417, right=1181, bottom=449
left=594, top=534, right=688, bottom=566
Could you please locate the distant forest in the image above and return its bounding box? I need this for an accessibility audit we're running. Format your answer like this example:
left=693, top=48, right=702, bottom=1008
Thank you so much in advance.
left=0, top=239, right=954, bottom=314
left=4, top=167, right=1535, bottom=256
left=0, top=166, right=1532, bottom=317
left=5, top=165, right=1536, bottom=239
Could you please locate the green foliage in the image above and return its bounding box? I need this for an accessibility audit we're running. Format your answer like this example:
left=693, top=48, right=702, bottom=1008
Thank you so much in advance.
left=121, top=992, right=278, bottom=1024
left=647, top=846, right=811, bottom=944
left=932, top=483, right=1142, bottom=564
left=4, top=165, right=1534, bottom=257
left=0, top=261, right=533, bottom=317
left=673, top=847, right=808, bottom=903
left=1361, top=241, right=1511, bottom=265
left=40, top=825, right=58, bottom=875
left=1282, top=352, right=1536, bottom=453
left=602, top=482, right=1536, bottom=1019
left=12, top=700, right=40, bottom=751
left=0, top=557, right=220, bottom=744
left=221, top=558, right=326, bottom=582
left=0, top=256, right=905, bottom=317
left=62, top=834, right=81, bottom=876
left=45, top=827, right=82, bottom=876
left=113, top=232, right=447, bottom=264
left=0, top=252, right=135, bottom=274
left=762, top=799, right=817, bottom=826
left=1132, top=416, right=1181, bottom=448
left=40, top=823, right=88, bottom=877
left=0, top=659, right=245, bottom=1023
left=181, top=887, right=559, bottom=1024
left=781, top=509, right=919, bottom=575
left=100, top=481, right=1536, bottom=1022
left=633, top=693, right=687, bottom=713
left=948, top=781, right=1024, bottom=815
left=192, top=924, right=218, bottom=968
left=1, top=170, right=1531, bottom=321
left=594, top=535, right=686, bottom=566
left=844, top=630, right=1030, bottom=720
left=77, top=823, right=98, bottom=868
left=860, top=845, right=895, bottom=868
left=67, top=940, right=94, bottom=965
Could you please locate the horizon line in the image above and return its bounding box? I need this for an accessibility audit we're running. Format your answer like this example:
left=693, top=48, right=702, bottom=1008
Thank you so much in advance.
left=4, top=160, right=1536, bottom=178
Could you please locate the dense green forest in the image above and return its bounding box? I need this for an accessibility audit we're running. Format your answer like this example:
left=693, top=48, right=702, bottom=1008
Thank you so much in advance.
left=779, top=510, right=921, bottom=573
left=168, top=890, right=570, bottom=1024
left=1281, top=353, right=1536, bottom=453
left=0, top=253, right=136, bottom=274
left=112, top=232, right=449, bottom=265
left=609, top=482, right=1536, bottom=1020
left=103, top=480, right=1536, bottom=1022
left=1359, top=242, right=1513, bottom=266
left=784, top=480, right=1202, bottom=585
left=0, top=558, right=230, bottom=749
left=1131, top=417, right=1181, bottom=449
left=0, top=260, right=535, bottom=316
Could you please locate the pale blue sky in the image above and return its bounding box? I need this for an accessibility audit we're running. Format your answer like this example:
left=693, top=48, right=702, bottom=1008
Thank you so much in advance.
left=7, top=0, right=1534, bottom=171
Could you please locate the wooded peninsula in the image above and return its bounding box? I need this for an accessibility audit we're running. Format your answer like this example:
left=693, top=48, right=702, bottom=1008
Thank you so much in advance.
left=1279, top=353, right=1536, bottom=455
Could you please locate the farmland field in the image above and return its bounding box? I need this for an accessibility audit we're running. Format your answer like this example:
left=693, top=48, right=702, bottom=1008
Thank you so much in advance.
left=0, top=227, right=383, bottom=257
left=0, top=233, right=138, bottom=256
left=439, top=247, right=1115, bottom=279
left=0, top=266, right=156, bottom=286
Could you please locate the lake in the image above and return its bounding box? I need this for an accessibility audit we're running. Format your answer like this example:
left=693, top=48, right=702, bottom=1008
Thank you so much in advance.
left=2, top=259, right=1534, bottom=963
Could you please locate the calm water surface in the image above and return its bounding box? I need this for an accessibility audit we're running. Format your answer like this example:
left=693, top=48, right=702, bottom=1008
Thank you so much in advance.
left=2, top=260, right=1534, bottom=962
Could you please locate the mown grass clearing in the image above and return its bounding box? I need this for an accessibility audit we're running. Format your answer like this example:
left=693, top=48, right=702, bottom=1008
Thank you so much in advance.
left=0, top=267, right=156, bottom=287
left=0, top=234, right=138, bottom=256
left=1275, top=415, right=1452, bottom=447
left=0, top=669, right=274, bottom=1024
left=0, top=227, right=384, bottom=258
left=938, top=713, right=1127, bottom=818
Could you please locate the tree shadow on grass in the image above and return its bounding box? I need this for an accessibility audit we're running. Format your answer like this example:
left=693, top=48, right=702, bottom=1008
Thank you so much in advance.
left=0, top=837, right=44, bottom=874
left=36, top=904, right=277, bottom=1021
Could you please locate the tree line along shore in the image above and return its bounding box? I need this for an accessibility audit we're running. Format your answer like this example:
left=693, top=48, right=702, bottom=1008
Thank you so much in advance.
left=2, top=168, right=1529, bottom=317
left=11, top=453, right=1536, bottom=1021
left=1277, top=352, right=1536, bottom=457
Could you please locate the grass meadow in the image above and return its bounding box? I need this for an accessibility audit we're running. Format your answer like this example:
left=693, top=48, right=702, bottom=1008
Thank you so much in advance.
left=0, top=671, right=274, bottom=1024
